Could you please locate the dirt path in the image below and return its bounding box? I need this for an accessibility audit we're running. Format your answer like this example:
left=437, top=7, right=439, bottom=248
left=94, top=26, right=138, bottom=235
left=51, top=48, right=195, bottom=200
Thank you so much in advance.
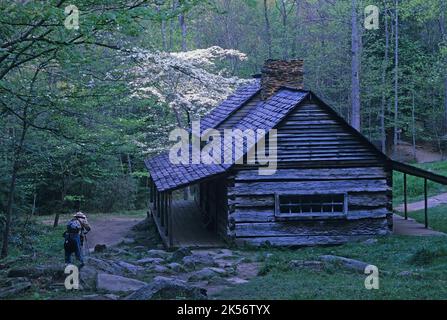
left=394, top=142, right=443, bottom=163
left=395, top=193, right=447, bottom=212
left=85, top=216, right=144, bottom=249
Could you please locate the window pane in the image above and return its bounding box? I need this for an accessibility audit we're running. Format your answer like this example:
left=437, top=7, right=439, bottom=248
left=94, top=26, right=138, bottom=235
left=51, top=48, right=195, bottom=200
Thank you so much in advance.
left=278, top=194, right=345, bottom=215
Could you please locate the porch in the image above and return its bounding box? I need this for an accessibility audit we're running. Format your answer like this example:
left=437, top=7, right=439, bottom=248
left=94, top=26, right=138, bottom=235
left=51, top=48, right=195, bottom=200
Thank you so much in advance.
left=149, top=179, right=225, bottom=248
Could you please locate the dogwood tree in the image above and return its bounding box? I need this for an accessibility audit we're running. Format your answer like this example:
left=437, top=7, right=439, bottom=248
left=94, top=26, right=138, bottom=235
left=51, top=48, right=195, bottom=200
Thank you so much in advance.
left=130, top=46, right=252, bottom=127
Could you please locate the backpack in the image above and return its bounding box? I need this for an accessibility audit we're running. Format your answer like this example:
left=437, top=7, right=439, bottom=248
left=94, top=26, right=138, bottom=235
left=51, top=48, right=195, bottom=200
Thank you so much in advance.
left=66, top=219, right=81, bottom=233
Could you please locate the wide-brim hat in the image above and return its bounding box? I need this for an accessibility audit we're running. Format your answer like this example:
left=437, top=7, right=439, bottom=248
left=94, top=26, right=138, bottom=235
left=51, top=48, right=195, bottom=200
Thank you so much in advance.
left=73, top=212, right=87, bottom=219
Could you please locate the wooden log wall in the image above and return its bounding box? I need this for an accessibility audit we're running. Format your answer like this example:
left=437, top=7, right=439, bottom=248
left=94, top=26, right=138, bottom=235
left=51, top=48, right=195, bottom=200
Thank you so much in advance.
left=248, top=101, right=383, bottom=165
left=227, top=166, right=392, bottom=246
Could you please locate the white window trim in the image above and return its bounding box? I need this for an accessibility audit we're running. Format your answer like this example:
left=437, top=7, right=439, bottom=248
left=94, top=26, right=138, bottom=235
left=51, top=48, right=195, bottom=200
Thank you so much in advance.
left=274, top=192, right=348, bottom=220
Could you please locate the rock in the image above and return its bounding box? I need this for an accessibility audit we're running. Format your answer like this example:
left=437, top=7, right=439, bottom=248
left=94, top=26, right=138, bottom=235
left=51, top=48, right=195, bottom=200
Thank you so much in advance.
left=363, top=238, right=378, bottom=245
left=320, top=255, right=370, bottom=273
left=147, top=265, right=170, bottom=273
left=7, top=264, right=66, bottom=281
left=104, top=293, right=120, bottom=300
left=80, top=266, right=98, bottom=290
left=133, top=246, right=147, bottom=251
left=167, top=262, right=186, bottom=273
left=94, top=244, right=107, bottom=253
left=182, top=253, right=217, bottom=270
left=188, top=267, right=226, bottom=281
left=215, top=249, right=234, bottom=259
left=136, top=257, right=164, bottom=266
left=170, top=247, right=192, bottom=262
left=85, top=257, right=126, bottom=276
left=0, top=280, right=32, bottom=298
left=125, top=277, right=207, bottom=300
left=147, top=249, right=171, bottom=259
left=226, top=277, right=249, bottom=285
left=0, top=263, right=9, bottom=270
left=116, top=261, right=145, bottom=275
left=288, top=260, right=325, bottom=271
left=121, top=238, right=135, bottom=245
left=96, top=273, right=147, bottom=293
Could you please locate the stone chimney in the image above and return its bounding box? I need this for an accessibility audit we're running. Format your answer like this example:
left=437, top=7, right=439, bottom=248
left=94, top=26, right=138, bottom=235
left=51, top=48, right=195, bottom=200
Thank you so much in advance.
left=260, top=59, right=304, bottom=100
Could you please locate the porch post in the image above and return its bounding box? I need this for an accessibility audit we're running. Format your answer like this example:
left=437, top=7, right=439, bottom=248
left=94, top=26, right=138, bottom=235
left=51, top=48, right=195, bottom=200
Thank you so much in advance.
left=424, top=178, right=428, bottom=228
left=165, top=193, right=169, bottom=237
left=404, top=173, right=407, bottom=220
left=161, top=192, right=165, bottom=227
left=168, top=193, right=173, bottom=246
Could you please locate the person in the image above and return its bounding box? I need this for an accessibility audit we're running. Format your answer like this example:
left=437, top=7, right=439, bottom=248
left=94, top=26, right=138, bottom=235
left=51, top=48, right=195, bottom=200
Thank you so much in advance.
left=63, top=212, right=91, bottom=267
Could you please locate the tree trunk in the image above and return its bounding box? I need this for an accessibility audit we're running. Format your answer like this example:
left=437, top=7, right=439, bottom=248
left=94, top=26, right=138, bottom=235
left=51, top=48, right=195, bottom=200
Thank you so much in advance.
left=393, top=0, right=399, bottom=148
left=380, top=5, right=390, bottom=154
left=292, top=0, right=301, bottom=58
left=263, top=0, right=272, bottom=59
left=1, top=124, right=27, bottom=258
left=350, top=0, right=361, bottom=131
left=156, top=5, right=168, bottom=51
left=178, top=11, right=187, bottom=51
left=412, top=89, right=417, bottom=160
left=279, top=0, right=289, bottom=60
left=441, top=0, right=447, bottom=134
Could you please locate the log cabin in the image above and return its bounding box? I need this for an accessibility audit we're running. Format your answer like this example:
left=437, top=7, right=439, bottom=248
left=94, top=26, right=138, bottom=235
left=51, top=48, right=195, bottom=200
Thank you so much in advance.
left=144, top=59, right=447, bottom=248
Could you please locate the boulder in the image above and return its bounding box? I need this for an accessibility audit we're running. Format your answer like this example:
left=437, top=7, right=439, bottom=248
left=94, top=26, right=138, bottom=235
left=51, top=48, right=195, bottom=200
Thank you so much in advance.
left=182, top=253, right=217, bottom=270
left=125, top=277, right=207, bottom=300
left=96, top=273, right=147, bottom=293
left=136, top=257, right=164, bottom=266
left=147, top=249, right=171, bottom=260
left=85, top=257, right=126, bottom=276
left=170, top=247, right=192, bottom=262
left=167, top=262, right=186, bottom=273
left=116, top=261, right=145, bottom=275
left=147, top=265, right=170, bottom=274
left=319, top=255, right=370, bottom=273
left=188, top=267, right=227, bottom=282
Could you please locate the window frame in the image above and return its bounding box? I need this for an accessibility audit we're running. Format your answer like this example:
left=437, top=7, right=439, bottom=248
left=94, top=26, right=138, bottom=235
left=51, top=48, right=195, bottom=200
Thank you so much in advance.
left=274, top=192, right=348, bottom=221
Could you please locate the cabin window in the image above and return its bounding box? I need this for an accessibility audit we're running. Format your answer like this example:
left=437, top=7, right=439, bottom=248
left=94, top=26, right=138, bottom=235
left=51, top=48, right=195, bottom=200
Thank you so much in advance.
left=275, top=194, right=347, bottom=219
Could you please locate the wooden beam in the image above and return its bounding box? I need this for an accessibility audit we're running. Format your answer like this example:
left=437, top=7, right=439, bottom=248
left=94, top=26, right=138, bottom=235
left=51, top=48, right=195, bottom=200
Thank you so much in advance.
left=168, top=193, right=173, bottom=246
left=165, top=193, right=169, bottom=237
left=392, top=160, right=447, bottom=185
left=424, top=178, right=428, bottom=228
left=404, top=173, right=407, bottom=220
left=160, top=192, right=165, bottom=227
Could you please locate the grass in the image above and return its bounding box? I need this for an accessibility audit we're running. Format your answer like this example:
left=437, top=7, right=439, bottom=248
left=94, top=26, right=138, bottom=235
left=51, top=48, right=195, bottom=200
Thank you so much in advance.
left=215, top=236, right=447, bottom=300
left=407, top=204, right=447, bottom=233
left=393, top=160, right=447, bottom=205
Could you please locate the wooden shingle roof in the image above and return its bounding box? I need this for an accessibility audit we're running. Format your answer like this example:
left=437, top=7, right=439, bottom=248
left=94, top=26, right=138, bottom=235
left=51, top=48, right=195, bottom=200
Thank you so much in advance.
left=145, top=86, right=309, bottom=192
